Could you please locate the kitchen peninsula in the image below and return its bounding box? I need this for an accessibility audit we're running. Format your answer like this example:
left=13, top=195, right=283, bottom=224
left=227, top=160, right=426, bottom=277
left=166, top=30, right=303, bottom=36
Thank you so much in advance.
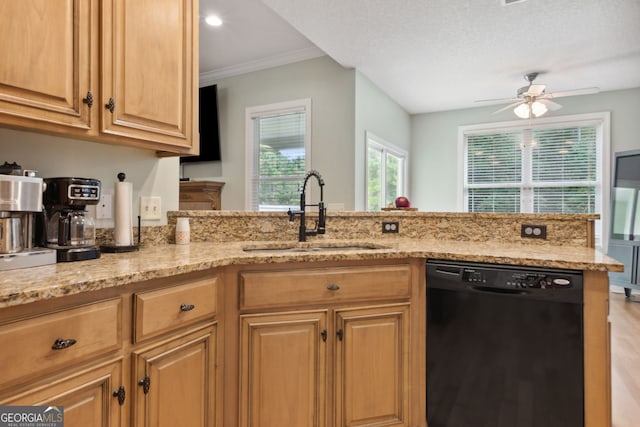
left=0, top=212, right=622, bottom=427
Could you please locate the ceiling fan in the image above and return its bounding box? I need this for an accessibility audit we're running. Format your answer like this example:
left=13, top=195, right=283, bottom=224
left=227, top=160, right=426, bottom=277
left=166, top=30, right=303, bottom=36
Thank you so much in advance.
left=477, top=72, right=600, bottom=119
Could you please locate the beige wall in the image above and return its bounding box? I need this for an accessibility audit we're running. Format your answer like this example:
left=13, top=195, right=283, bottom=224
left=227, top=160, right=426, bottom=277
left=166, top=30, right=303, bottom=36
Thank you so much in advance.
left=0, top=127, right=178, bottom=227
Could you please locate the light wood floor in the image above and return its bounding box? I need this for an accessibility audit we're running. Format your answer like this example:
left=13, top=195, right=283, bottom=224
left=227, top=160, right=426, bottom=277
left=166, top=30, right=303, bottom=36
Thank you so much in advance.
left=610, top=292, right=640, bottom=427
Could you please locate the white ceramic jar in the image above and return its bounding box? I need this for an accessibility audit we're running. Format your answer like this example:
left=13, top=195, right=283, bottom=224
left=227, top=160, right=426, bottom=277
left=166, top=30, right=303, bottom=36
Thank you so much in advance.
left=175, top=217, right=190, bottom=245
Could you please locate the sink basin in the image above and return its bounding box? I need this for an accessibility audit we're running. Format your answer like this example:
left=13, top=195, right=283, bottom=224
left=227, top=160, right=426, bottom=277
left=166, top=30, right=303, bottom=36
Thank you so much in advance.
left=242, top=242, right=392, bottom=253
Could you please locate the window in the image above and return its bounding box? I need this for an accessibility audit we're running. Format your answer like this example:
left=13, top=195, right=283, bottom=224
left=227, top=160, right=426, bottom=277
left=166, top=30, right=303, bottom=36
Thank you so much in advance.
left=460, top=112, right=610, bottom=246
left=366, top=132, right=408, bottom=211
left=245, top=99, right=311, bottom=211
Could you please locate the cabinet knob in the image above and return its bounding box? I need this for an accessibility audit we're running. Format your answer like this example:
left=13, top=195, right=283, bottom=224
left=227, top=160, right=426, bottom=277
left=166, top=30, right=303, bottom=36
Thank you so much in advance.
left=336, top=329, right=344, bottom=341
left=113, top=386, right=126, bottom=406
left=82, top=91, right=94, bottom=108
left=320, top=329, right=327, bottom=342
left=326, top=283, right=340, bottom=291
left=180, top=303, right=195, bottom=312
left=105, top=97, right=115, bottom=113
left=51, top=338, right=77, bottom=350
left=138, top=376, right=151, bottom=394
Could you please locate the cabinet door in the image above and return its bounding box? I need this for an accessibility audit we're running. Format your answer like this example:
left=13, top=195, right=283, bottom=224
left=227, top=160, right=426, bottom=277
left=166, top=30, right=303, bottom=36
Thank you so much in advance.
left=1, top=359, right=123, bottom=427
left=335, top=305, right=410, bottom=427
left=240, top=311, right=327, bottom=427
left=133, top=326, right=216, bottom=427
left=101, top=0, right=197, bottom=152
left=0, top=0, right=95, bottom=131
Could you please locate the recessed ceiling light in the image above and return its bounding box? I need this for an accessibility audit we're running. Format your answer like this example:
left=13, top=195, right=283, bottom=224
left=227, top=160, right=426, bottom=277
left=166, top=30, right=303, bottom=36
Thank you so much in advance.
left=205, top=14, right=222, bottom=27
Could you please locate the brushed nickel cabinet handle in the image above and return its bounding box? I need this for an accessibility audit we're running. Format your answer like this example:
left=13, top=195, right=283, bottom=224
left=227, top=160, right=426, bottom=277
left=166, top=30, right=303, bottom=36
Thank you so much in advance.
left=327, top=284, right=340, bottom=291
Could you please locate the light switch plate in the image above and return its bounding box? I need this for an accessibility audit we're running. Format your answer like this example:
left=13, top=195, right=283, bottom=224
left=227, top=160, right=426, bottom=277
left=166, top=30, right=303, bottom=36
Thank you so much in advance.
left=140, top=196, right=162, bottom=220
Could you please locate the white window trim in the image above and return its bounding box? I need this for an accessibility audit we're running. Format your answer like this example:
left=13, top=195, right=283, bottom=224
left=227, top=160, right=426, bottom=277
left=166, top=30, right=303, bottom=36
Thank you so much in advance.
left=365, top=131, right=409, bottom=210
left=244, top=98, right=312, bottom=210
left=457, top=112, right=611, bottom=248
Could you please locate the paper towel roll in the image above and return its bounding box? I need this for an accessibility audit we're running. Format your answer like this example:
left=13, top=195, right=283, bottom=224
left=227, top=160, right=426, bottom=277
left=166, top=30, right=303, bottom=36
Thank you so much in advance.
left=114, top=180, right=133, bottom=246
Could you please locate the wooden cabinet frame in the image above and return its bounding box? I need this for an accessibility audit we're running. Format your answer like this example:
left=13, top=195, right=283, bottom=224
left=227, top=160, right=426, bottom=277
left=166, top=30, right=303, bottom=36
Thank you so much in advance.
left=0, top=0, right=199, bottom=155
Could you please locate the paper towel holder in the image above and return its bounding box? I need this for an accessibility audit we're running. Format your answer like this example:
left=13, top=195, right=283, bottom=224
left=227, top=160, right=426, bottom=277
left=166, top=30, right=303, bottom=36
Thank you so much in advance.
left=100, top=172, right=141, bottom=253
left=101, top=215, right=141, bottom=253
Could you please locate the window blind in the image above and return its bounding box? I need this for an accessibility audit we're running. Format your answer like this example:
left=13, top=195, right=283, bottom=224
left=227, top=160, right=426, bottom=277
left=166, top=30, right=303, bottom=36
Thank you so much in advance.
left=465, top=123, right=600, bottom=215
left=251, top=110, right=307, bottom=211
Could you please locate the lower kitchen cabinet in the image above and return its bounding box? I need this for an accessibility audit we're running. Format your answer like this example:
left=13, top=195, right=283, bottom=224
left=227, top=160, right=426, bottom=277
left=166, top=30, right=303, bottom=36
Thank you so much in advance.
left=240, top=311, right=327, bottom=427
left=132, top=325, right=216, bottom=427
left=1, top=359, right=124, bottom=427
left=235, top=261, right=416, bottom=427
left=0, top=270, right=220, bottom=427
left=335, top=305, right=409, bottom=427
left=238, top=304, right=409, bottom=427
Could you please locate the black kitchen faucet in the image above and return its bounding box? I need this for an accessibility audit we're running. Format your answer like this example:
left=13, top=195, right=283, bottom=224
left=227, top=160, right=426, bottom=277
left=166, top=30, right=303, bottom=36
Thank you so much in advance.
left=287, top=170, right=327, bottom=242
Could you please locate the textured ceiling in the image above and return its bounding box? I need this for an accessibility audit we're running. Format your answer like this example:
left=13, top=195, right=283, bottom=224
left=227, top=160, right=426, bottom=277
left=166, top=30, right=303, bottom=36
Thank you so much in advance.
left=201, top=0, right=640, bottom=114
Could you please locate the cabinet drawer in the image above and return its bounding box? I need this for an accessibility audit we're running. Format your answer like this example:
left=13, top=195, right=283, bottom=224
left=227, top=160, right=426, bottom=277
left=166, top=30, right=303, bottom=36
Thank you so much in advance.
left=0, top=298, right=121, bottom=386
left=240, top=264, right=411, bottom=310
left=134, top=277, right=218, bottom=342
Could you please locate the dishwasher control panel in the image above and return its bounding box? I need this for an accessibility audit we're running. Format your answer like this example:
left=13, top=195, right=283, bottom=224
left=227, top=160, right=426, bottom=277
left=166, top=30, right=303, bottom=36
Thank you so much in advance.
left=428, top=260, right=583, bottom=304
left=462, top=268, right=578, bottom=289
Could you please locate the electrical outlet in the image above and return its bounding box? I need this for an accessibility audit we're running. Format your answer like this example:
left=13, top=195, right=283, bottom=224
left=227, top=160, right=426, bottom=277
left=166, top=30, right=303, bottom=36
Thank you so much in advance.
left=96, top=192, right=113, bottom=219
left=521, top=224, right=547, bottom=239
left=382, top=221, right=399, bottom=233
left=140, top=196, right=162, bottom=220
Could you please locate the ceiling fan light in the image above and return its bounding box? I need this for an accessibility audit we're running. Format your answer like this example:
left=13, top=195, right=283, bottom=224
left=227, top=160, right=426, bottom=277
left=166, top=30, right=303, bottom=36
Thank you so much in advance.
left=514, top=103, right=531, bottom=119
left=531, top=101, right=548, bottom=117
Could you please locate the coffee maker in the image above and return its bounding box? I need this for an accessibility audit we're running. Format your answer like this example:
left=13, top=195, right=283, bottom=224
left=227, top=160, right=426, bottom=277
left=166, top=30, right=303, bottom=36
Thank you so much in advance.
left=0, top=174, right=57, bottom=270
left=43, top=177, right=101, bottom=262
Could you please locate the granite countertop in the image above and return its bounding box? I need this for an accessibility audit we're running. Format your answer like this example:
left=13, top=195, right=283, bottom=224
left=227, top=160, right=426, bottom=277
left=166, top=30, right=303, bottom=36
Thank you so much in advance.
left=0, top=239, right=623, bottom=308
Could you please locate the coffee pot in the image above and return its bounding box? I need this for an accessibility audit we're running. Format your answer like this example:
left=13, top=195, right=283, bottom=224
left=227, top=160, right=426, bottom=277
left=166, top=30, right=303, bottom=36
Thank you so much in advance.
left=43, top=177, right=101, bottom=262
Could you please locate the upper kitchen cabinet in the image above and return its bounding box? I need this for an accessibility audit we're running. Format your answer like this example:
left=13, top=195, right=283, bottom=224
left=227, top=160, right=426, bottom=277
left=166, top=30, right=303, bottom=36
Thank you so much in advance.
left=0, top=0, right=198, bottom=155
left=0, top=1, right=96, bottom=131
left=101, top=0, right=198, bottom=153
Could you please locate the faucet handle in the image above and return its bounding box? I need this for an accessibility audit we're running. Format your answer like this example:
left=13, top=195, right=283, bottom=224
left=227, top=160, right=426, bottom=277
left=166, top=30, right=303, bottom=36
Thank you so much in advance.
left=317, top=202, right=326, bottom=234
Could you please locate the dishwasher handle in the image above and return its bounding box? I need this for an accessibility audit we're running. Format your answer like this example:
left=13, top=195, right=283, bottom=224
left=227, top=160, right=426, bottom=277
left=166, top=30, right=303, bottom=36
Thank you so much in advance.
left=469, top=284, right=528, bottom=296
left=431, top=266, right=463, bottom=279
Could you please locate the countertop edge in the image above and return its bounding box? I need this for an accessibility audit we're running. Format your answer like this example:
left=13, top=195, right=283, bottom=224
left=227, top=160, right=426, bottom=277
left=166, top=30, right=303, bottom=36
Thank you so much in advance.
left=0, top=240, right=623, bottom=309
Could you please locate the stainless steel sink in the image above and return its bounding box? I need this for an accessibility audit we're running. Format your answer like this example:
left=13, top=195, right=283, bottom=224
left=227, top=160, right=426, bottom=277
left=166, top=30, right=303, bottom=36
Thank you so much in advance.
left=242, top=242, right=392, bottom=253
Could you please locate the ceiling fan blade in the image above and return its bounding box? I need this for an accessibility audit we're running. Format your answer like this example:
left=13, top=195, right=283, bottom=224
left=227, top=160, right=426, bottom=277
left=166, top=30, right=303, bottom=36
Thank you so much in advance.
left=537, top=98, right=563, bottom=111
left=492, top=100, right=524, bottom=115
left=524, top=84, right=546, bottom=97
left=475, top=97, right=519, bottom=105
left=546, top=87, right=600, bottom=98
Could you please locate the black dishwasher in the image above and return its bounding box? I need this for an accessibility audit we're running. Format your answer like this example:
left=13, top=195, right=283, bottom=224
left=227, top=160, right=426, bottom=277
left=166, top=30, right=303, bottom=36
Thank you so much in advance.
left=426, top=260, right=584, bottom=427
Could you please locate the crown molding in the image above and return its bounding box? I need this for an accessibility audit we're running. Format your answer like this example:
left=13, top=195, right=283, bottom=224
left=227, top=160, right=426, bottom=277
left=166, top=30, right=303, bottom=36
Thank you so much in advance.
left=200, top=46, right=326, bottom=85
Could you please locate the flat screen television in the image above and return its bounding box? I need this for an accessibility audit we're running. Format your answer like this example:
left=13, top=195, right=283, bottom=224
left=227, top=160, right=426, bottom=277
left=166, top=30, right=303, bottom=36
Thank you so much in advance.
left=180, top=84, right=221, bottom=163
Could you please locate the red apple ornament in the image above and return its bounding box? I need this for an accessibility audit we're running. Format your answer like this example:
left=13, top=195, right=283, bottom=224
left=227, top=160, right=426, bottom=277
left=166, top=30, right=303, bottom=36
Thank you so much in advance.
left=395, top=196, right=411, bottom=208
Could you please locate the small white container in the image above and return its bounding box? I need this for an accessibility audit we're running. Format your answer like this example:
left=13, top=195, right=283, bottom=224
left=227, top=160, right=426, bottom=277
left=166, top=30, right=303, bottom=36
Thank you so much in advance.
left=175, top=217, right=190, bottom=245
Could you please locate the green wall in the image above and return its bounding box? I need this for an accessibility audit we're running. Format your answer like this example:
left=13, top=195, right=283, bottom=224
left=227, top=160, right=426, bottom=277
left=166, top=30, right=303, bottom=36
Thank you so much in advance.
left=410, top=87, right=640, bottom=212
